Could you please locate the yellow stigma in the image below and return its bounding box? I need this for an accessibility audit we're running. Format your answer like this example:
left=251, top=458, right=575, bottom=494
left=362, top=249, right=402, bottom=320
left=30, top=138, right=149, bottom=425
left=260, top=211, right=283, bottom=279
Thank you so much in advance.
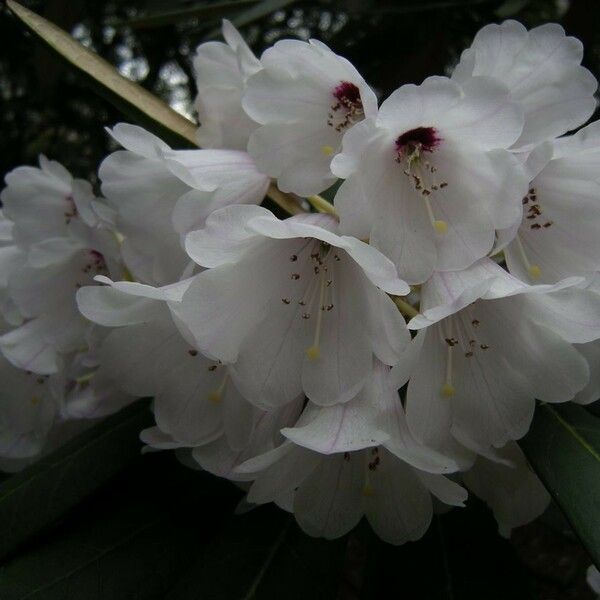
left=30, top=396, right=40, bottom=405
left=306, top=345, right=320, bottom=360
left=208, top=391, right=222, bottom=404
left=434, top=220, right=448, bottom=234
left=528, top=264, right=542, bottom=280
left=321, top=145, right=334, bottom=156
left=440, top=383, right=456, bottom=398
left=362, top=484, right=375, bottom=497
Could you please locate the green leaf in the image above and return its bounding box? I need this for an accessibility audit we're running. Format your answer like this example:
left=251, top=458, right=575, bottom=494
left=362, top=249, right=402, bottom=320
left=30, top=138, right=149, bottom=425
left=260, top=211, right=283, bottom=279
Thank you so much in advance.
left=166, top=505, right=348, bottom=599
left=6, top=0, right=198, bottom=148
left=0, top=402, right=152, bottom=561
left=361, top=500, right=533, bottom=599
left=113, top=0, right=260, bottom=30
left=0, top=453, right=240, bottom=599
left=520, top=403, right=600, bottom=568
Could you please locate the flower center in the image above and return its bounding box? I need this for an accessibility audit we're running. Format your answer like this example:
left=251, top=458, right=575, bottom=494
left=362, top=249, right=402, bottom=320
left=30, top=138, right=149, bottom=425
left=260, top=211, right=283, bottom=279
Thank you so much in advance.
left=82, top=249, right=107, bottom=276
left=326, top=81, right=364, bottom=136
left=394, top=127, right=449, bottom=235
left=395, top=127, right=441, bottom=160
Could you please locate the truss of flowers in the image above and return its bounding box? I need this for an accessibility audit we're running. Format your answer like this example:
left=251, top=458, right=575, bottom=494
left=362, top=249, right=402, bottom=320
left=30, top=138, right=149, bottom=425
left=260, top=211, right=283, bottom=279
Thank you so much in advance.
left=1, top=17, right=599, bottom=544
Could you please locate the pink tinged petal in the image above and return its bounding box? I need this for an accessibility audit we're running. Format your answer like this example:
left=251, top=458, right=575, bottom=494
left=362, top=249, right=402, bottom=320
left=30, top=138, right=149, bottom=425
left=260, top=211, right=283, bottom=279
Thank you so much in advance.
left=294, top=452, right=365, bottom=540
left=462, top=442, right=549, bottom=537
left=281, top=397, right=389, bottom=455
left=365, top=449, right=433, bottom=545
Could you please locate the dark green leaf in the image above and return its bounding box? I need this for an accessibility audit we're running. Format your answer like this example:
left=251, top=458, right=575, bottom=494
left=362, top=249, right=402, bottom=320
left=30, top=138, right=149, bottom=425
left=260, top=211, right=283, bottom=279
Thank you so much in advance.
left=520, top=403, right=600, bottom=568
left=0, top=402, right=152, bottom=561
left=167, top=505, right=347, bottom=599
left=0, top=453, right=239, bottom=599
left=361, top=500, right=533, bottom=599
left=113, top=0, right=259, bottom=30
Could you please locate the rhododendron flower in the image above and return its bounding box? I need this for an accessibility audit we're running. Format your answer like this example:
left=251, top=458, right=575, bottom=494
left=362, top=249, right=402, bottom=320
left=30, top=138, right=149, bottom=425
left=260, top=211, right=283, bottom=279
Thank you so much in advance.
left=452, top=19, right=597, bottom=149
left=77, top=277, right=257, bottom=449
left=99, top=124, right=269, bottom=285
left=332, top=76, right=528, bottom=283
left=176, top=205, right=410, bottom=408
left=193, top=20, right=261, bottom=150
left=243, top=39, right=378, bottom=196
left=405, top=259, right=600, bottom=451
left=497, top=122, right=600, bottom=283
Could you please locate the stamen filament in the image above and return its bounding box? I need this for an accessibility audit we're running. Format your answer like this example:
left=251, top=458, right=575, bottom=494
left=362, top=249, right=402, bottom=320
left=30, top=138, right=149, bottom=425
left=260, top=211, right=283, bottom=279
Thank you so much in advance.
left=306, top=268, right=327, bottom=360
left=208, top=371, right=229, bottom=404
left=514, top=234, right=541, bottom=280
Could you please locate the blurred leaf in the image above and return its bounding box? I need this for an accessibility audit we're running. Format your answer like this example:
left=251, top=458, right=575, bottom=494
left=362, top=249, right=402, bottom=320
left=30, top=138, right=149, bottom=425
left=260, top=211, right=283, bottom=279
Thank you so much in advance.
left=167, top=505, right=347, bottom=599
left=114, top=0, right=260, bottom=30
left=0, top=453, right=239, bottom=599
left=0, top=402, right=152, bottom=561
left=206, top=0, right=298, bottom=38
left=6, top=0, right=198, bottom=148
left=521, top=404, right=600, bottom=568
left=495, top=0, right=530, bottom=18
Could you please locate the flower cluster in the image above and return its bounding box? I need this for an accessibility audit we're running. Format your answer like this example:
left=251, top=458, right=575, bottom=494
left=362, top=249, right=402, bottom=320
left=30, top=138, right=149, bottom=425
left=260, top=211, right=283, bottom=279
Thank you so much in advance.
left=2, top=19, right=600, bottom=542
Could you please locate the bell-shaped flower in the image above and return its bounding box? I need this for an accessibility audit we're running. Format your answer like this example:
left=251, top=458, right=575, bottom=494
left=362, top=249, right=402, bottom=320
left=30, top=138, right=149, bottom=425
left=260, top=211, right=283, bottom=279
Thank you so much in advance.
left=498, top=121, right=600, bottom=283
left=332, top=76, right=528, bottom=283
left=0, top=158, right=121, bottom=374
left=175, top=205, right=410, bottom=409
left=77, top=276, right=258, bottom=450
left=405, top=259, right=600, bottom=451
left=243, top=39, right=378, bottom=196
left=99, top=124, right=269, bottom=285
left=462, top=441, right=550, bottom=537
left=193, top=19, right=261, bottom=150
left=236, top=369, right=467, bottom=544
left=452, top=20, right=597, bottom=149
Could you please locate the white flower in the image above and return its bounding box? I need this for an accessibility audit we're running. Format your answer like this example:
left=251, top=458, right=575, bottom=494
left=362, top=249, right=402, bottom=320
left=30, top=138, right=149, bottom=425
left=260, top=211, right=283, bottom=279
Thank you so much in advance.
left=0, top=157, right=121, bottom=374
left=176, top=205, right=410, bottom=408
left=236, top=369, right=467, bottom=544
left=243, top=39, right=378, bottom=196
left=77, top=276, right=258, bottom=449
left=462, top=441, right=549, bottom=537
left=452, top=20, right=597, bottom=149
left=498, top=121, right=600, bottom=283
left=332, top=76, right=528, bottom=283
left=99, top=124, right=269, bottom=285
left=193, top=20, right=261, bottom=150
left=405, top=259, right=600, bottom=451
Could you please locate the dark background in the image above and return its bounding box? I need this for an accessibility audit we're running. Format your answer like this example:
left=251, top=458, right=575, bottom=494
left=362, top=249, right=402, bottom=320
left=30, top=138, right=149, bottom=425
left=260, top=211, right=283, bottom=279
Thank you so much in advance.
left=1, top=1, right=599, bottom=598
